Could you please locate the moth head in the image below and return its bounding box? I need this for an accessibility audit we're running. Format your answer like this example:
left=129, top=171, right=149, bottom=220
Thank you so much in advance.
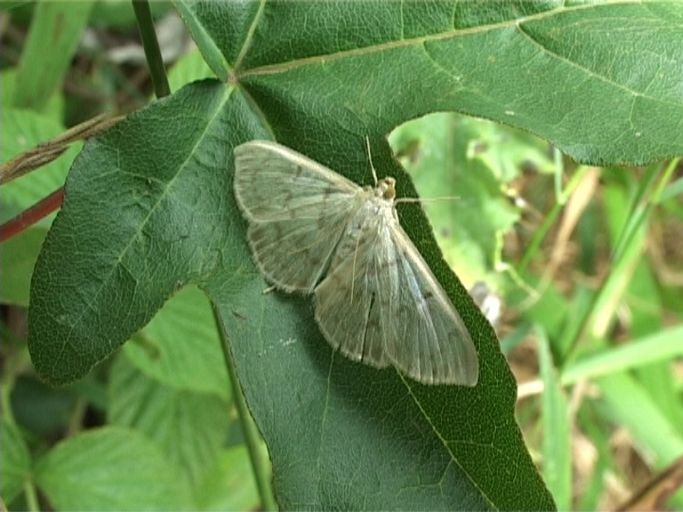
left=376, top=177, right=396, bottom=200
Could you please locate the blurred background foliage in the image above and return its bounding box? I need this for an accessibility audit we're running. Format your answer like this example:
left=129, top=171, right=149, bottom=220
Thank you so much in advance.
left=390, top=114, right=683, bottom=510
left=1, top=2, right=682, bottom=511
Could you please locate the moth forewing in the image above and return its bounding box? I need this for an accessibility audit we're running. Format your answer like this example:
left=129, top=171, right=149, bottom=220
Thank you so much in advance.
left=386, top=223, right=479, bottom=386
left=233, top=141, right=362, bottom=292
left=233, top=140, right=358, bottom=223
left=233, top=140, right=479, bottom=386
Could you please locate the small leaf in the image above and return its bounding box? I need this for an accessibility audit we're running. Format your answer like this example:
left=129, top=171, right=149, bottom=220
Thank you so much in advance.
left=598, top=373, right=683, bottom=505
left=108, top=352, right=231, bottom=488
left=0, top=418, right=31, bottom=504
left=600, top=370, right=682, bottom=454
left=167, top=48, right=215, bottom=92
left=561, top=324, right=683, bottom=386
left=0, top=228, right=47, bottom=306
left=10, top=375, right=78, bottom=438
left=35, top=426, right=193, bottom=511
left=124, top=285, right=230, bottom=398
left=194, top=446, right=261, bottom=511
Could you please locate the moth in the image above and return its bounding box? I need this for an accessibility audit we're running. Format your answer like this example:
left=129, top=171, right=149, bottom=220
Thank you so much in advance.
left=233, top=140, right=479, bottom=386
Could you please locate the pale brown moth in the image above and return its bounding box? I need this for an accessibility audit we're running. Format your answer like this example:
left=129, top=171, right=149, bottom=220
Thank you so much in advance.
left=233, top=140, right=478, bottom=386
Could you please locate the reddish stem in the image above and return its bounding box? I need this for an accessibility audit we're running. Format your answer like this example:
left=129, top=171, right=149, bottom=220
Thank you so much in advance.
left=0, top=187, right=64, bottom=243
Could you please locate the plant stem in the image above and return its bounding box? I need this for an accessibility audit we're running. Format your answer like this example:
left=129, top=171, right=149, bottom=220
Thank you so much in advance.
left=0, top=188, right=63, bottom=242
left=0, top=371, right=17, bottom=426
left=0, top=336, right=32, bottom=426
left=517, top=200, right=562, bottom=273
left=517, top=165, right=592, bottom=273
left=131, top=0, right=170, bottom=98
left=66, top=398, right=86, bottom=437
left=211, top=302, right=276, bottom=511
left=553, top=146, right=564, bottom=202
left=24, top=479, right=39, bottom=512
left=653, top=157, right=681, bottom=203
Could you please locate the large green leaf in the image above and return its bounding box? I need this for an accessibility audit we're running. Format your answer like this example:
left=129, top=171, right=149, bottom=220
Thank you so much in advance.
left=230, top=1, right=683, bottom=166
left=28, top=78, right=544, bottom=510
left=27, top=1, right=683, bottom=509
left=28, top=81, right=244, bottom=382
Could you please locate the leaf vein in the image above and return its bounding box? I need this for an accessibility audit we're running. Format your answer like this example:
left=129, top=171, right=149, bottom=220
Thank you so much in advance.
left=315, top=350, right=336, bottom=497
left=515, top=21, right=682, bottom=109
left=234, top=0, right=268, bottom=71
left=399, top=373, right=498, bottom=510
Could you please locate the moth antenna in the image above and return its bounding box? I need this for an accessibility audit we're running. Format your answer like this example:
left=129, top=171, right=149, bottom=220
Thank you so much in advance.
left=365, top=136, right=379, bottom=186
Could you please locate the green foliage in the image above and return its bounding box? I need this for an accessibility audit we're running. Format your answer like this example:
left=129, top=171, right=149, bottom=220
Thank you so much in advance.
left=1, top=1, right=682, bottom=510
left=0, top=100, right=80, bottom=305
left=0, top=418, right=31, bottom=503
left=108, top=353, right=232, bottom=489
left=34, top=427, right=194, bottom=511
left=538, top=329, right=571, bottom=511
left=123, top=286, right=230, bottom=398
left=13, top=1, right=94, bottom=111
left=389, top=112, right=544, bottom=287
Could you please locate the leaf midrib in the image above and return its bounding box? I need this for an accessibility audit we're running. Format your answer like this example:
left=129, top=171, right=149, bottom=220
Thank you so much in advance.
left=237, top=0, right=647, bottom=79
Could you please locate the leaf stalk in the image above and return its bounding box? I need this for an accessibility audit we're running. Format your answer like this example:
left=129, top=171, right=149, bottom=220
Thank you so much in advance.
left=132, top=0, right=170, bottom=98
left=211, top=302, right=276, bottom=511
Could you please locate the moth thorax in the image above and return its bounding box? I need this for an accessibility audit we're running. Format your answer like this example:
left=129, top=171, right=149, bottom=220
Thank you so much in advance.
left=376, top=177, right=396, bottom=200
